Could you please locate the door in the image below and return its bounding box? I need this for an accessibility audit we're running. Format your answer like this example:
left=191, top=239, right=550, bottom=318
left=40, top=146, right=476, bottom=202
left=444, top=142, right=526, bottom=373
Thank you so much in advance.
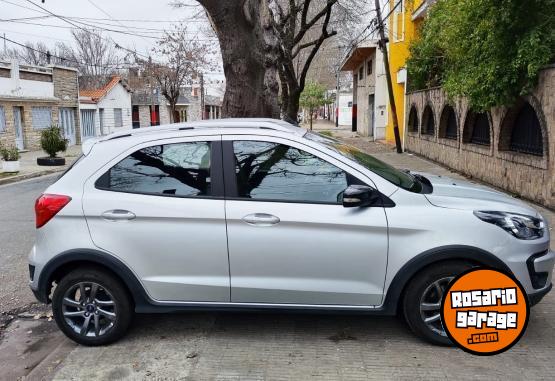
left=80, top=109, right=96, bottom=140
left=13, top=107, right=24, bottom=150
left=82, top=136, right=229, bottom=302
left=368, top=94, right=375, bottom=138
left=99, top=109, right=105, bottom=135
left=223, top=136, right=389, bottom=306
left=59, top=108, right=76, bottom=146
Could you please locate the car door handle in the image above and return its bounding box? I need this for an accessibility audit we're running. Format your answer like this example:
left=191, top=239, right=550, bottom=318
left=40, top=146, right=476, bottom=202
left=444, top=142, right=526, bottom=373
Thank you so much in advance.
left=101, top=209, right=136, bottom=221
left=242, top=213, right=280, bottom=226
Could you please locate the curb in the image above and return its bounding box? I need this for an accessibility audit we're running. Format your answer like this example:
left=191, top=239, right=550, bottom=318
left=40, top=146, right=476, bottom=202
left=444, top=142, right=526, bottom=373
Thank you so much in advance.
left=0, top=168, right=66, bottom=186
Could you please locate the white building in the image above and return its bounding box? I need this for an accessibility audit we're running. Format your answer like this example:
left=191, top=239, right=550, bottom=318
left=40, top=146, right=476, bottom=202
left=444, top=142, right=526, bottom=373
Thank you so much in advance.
left=79, top=76, right=132, bottom=139
left=340, top=39, right=388, bottom=139
left=337, top=92, right=353, bottom=126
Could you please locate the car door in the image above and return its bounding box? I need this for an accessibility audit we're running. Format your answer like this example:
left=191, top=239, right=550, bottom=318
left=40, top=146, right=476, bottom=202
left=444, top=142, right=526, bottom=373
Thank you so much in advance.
left=223, top=135, right=389, bottom=306
left=82, top=135, right=230, bottom=302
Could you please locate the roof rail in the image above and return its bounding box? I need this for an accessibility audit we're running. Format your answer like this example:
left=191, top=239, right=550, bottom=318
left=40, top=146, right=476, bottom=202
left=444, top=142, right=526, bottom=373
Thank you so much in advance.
left=99, top=118, right=305, bottom=142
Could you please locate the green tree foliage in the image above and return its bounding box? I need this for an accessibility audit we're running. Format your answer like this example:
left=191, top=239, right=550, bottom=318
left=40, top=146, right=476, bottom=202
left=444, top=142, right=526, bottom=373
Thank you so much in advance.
left=299, top=81, right=330, bottom=130
left=407, top=0, right=555, bottom=110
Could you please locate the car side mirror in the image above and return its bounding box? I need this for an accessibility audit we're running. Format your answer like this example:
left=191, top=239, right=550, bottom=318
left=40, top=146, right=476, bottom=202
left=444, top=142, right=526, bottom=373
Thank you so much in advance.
left=342, top=185, right=381, bottom=208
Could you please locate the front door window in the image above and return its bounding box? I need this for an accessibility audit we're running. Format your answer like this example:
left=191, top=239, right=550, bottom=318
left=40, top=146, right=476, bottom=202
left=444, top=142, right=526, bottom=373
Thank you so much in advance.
left=233, top=141, right=358, bottom=204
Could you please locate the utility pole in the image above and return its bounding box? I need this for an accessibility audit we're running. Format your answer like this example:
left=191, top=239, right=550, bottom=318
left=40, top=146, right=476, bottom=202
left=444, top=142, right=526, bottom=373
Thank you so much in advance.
left=199, top=73, right=205, bottom=120
left=375, top=0, right=403, bottom=153
left=3, top=33, right=6, bottom=55
left=149, top=56, right=156, bottom=126
left=335, top=70, right=340, bottom=127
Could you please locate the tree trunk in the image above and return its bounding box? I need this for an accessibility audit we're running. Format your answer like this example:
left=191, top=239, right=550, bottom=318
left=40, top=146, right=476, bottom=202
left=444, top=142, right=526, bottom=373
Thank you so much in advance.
left=283, top=86, right=300, bottom=123
left=199, top=0, right=280, bottom=118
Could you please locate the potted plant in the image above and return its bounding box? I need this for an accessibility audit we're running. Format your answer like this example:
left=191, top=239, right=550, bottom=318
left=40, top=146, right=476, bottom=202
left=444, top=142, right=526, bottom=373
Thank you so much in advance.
left=0, top=144, right=21, bottom=173
left=37, top=126, right=68, bottom=166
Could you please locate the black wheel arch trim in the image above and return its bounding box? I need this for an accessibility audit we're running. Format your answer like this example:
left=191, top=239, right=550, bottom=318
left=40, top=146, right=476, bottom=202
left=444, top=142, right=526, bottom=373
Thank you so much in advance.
left=36, top=249, right=152, bottom=308
left=380, top=245, right=513, bottom=315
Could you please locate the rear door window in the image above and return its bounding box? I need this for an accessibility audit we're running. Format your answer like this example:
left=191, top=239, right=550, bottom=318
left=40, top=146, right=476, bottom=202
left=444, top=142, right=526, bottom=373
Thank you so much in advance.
left=96, top=141, right=213, bottom=197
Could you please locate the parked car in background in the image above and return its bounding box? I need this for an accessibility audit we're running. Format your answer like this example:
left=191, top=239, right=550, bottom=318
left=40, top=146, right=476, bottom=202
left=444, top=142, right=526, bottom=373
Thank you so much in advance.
left=29, top=119, right=554, bottom=345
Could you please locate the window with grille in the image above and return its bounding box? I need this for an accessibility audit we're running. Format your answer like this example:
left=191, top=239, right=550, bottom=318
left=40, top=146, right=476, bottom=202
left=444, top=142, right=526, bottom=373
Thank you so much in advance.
left=32, top=107, right=52, bottom=129
left=509, top=103, right=543, bottom=156
left=441, top=105, right=457, bottom=139
left=367, top=59, right=373, bottom=76
left=358, top=66, right=364, bottom=81
left=0, top=106, right=6, bottom=132
left=408, top=106, right=418, bottom=133
left=421, top=106, right=435, bottom=135
left=114, top=108, right=123, bottom=127
left=470, top=112, right=490, bottom=145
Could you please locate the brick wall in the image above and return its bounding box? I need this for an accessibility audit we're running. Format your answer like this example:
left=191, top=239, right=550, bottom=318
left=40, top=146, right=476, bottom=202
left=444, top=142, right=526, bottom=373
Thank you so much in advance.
left=404, top=66, right=555, bottom=209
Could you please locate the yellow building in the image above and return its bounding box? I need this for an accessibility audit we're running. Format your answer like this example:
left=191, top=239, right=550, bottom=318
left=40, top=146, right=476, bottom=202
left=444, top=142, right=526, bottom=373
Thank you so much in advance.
left=385, top=0, right=432, bottom=144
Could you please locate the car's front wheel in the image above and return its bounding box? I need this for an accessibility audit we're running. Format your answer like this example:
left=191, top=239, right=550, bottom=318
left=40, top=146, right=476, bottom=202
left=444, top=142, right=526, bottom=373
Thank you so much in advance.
left=52, top=267, right=133, bottom=346
left=402, top=260, right=473, bottom=345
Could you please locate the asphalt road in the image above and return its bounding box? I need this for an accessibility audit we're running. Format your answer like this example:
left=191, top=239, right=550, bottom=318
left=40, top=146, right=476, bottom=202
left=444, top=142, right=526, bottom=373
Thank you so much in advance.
left=0, top=175, right=56, bottom=315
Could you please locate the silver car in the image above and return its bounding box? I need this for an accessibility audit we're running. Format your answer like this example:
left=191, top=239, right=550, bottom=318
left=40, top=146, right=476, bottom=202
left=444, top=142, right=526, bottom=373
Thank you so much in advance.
left=29, top=118, right=554, bottom=346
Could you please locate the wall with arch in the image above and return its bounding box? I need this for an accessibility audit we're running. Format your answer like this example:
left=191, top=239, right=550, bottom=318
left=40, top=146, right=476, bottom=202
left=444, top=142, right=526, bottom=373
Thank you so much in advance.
left=404, top=66, right=555, bottom=208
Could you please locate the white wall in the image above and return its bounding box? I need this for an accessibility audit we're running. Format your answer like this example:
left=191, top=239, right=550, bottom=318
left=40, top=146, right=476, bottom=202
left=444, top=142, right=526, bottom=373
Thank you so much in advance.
left=97, top=83, right=132, bottom=134
left=337, top=93, right=353, bottom=126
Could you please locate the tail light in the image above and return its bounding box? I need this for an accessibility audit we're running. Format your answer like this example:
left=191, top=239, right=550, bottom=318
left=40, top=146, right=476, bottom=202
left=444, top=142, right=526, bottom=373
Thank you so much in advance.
left=35, top=194, right=72, bottom=228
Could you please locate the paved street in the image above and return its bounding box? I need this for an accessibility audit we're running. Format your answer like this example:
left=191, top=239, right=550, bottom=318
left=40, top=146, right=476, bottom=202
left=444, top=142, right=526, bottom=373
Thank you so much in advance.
left=1, top=136, right=554, bottom=380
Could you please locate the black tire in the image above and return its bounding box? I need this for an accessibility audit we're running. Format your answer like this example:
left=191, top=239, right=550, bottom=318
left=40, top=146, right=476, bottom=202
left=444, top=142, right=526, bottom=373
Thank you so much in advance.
left=52, top=267, right=133, bottom=346
left=402, top=260, right=473, bottom=346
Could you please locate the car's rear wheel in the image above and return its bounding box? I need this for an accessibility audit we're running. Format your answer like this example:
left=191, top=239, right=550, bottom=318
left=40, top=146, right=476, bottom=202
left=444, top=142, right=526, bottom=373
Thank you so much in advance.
left=402, top=261, right=473, bottom=345
left=52, top=267, right=133, bottom=346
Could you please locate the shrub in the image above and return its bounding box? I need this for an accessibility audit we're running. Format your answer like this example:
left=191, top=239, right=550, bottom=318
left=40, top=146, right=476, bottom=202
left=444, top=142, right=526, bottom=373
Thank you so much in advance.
left=407, top=0, right=555, bottom=110
left=41, top=126, right=68, bottom=158
left=0, top=144, right=20, bottom=161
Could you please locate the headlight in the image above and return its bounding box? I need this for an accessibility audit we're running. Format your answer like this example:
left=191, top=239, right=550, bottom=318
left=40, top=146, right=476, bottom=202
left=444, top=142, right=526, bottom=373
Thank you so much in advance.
left=473, top=211, right=545, bottom=240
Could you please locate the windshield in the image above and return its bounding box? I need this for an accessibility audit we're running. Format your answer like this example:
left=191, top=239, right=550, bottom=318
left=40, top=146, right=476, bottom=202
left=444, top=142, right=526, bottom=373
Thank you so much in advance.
left=305, top=132, right=422, bottom=193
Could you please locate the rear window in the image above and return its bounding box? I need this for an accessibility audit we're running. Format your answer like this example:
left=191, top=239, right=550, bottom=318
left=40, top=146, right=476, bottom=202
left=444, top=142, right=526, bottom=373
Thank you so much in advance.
left=95, top=141, right=212, bottom=197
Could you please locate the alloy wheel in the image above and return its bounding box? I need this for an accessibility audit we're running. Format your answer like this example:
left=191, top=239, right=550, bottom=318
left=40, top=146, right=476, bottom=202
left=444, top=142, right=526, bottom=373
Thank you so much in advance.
left=419, top=276, right=454, bottom=337
left=61, top=282, right=117, bottom=337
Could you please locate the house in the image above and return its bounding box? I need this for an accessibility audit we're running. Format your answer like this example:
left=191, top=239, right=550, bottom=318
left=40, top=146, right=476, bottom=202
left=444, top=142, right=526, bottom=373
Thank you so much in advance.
left=131, top=86, right=222, bottom=128
left=79, top=76, right=133, bottom=139
left=0, top=60, right=80, bottom=150
left=340, top=39, right=389, bottom=139
left=131, top=89, right=171, bottom=128
left=385, top=0, right=431, bottom=144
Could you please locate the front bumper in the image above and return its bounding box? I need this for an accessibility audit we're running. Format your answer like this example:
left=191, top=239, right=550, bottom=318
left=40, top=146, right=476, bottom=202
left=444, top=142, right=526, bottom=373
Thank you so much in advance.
left=529, top=283, right=552, bottom=306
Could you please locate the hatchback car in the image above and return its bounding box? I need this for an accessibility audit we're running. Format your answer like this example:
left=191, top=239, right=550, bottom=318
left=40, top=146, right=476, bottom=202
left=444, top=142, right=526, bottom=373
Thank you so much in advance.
left=29, top=118, right=554, bottom=346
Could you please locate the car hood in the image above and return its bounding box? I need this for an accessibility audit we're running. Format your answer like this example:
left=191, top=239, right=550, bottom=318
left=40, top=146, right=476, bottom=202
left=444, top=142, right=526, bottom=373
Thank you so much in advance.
left=419, top=173, right=540, bottom=217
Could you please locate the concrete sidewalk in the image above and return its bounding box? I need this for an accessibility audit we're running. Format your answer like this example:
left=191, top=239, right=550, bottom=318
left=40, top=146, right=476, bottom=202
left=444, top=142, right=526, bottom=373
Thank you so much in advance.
left=0, top=145, right=81, bottom=186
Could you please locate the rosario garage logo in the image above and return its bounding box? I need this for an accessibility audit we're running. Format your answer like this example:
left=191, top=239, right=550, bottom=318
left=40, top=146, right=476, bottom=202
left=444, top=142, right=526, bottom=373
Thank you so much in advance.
left=441, top=268, right=529, bottom=355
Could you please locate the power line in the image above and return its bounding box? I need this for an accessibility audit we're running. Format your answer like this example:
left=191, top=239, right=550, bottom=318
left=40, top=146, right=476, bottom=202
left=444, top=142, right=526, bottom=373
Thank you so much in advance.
left=21, top=0, right=154, bottom=61
left=1, top=34, right=128, bottom=69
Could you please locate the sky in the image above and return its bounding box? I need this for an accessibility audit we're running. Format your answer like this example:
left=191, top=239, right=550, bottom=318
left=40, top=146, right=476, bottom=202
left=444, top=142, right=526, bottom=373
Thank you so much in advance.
left=0, top=0, right=224, bottom=82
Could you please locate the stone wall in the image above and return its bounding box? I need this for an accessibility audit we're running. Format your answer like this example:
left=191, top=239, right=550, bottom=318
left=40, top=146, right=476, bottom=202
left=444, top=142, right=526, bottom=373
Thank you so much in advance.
left=404, top=66, right=555, bottom=209
left=0, top=66, right=79, bottom=150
